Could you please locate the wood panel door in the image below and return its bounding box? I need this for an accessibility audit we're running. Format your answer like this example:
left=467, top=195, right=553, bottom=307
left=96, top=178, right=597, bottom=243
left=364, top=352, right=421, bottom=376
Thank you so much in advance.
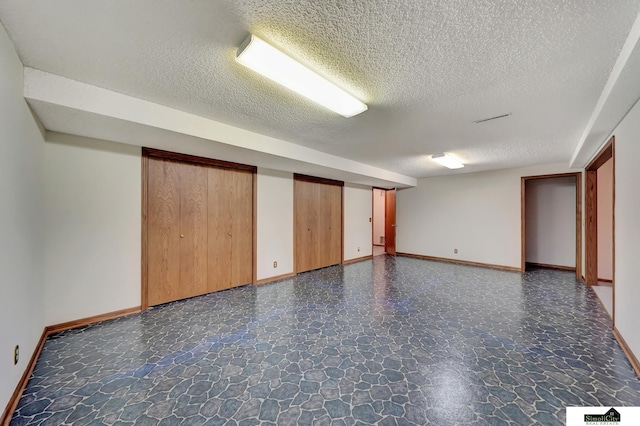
left=145, top=149, right=255, bottom=308
left=585, top=170, right=598, bottom=286
left=208, top=167, right=253, bottom=291
left=294, top=179, right=316, bottom=273
left=179, top=162, right=209, bottom=298
left=295, top=178, right=342, bottom=273
left=148, top=158, right=180, bottom=306
left=323, top=184, right=342, bottom=266
left=148, top=158, right=208, bottom=305
left=385, top=189, right=396, bottom=256
left=229, top=169, right=254, bottom=287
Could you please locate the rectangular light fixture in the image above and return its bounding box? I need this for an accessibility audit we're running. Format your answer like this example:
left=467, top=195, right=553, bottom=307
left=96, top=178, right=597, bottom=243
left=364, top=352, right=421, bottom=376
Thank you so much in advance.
left=432, top=153, right=464, bottom=169
left=236, top=34, right=368, bottom=118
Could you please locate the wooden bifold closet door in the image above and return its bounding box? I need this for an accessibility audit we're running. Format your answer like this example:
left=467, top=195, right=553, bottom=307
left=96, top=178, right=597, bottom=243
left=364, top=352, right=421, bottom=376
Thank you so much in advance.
left=294, top=175, right=343, bottom=273
left=146, top=151, right=253, bottom=307
left=148, top=159, right=208, bottom=305
left=207, top=167, right=253, bottom=292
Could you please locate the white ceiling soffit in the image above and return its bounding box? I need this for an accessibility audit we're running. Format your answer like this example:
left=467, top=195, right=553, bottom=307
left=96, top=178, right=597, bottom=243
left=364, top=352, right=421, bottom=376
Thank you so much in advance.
left=570, top=12, right=640, bottom=167
left=3, top=1, right=640, bottom=179
left=24, top=68, right=416, bottom=188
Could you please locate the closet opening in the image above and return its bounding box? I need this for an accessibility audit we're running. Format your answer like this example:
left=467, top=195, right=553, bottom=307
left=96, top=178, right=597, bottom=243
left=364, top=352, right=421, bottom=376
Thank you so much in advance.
left=521, top=172, right=582, bottom=278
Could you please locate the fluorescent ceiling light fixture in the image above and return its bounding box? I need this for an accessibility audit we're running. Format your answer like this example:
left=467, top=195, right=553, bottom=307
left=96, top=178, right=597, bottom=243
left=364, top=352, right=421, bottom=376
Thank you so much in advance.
left=432, top=153, right=464, bottom=169
left=236, top=34, right=368, bottom=118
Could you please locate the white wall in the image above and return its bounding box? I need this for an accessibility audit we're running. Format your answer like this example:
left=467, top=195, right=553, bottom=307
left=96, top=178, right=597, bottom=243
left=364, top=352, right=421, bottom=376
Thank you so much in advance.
left=44, top=133, right=141, bottom=325
left=257, top=175, right=372, bottom=275
left=373, top=188, right=385, bottom=245
left=397, top=164, right=577, bottom=269
left=256, top=168, right=294, bottom=280
left=525, top=177, right=576, bottom=267
left=344, top=184, right=373, bottom=261
left=597, top=158, right=614, bottom=280
left=0, top=24, right=45, bottom=413
left=608, top=98, right=640, bottom=362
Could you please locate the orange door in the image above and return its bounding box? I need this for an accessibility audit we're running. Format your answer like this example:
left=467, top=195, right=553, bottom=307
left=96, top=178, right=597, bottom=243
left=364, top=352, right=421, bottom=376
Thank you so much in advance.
left=385, top=189, right=396, bottom=256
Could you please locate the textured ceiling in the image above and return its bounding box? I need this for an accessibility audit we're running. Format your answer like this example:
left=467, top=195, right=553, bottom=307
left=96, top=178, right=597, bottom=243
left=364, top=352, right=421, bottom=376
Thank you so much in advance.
left=1, top=0, right=640, bottom=178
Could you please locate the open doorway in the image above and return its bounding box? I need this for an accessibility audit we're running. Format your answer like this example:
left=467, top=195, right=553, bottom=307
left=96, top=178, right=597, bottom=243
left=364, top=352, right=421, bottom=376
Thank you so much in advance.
left=586, top=137, right=615, bottom=320
left=521, top=173, right=582, bottom=277
left=372, top=188, right=386, bottom=256
left=372, top=188, right=397, bottom=256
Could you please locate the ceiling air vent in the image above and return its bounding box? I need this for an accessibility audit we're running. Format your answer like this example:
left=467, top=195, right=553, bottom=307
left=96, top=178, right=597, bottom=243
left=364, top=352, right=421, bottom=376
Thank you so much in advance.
left=473, top=113, right=511, bottom=124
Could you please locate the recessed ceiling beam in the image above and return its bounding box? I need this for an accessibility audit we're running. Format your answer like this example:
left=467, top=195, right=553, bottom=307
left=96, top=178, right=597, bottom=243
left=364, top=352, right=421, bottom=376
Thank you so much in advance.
left=23, top=68, right=416, bottom=187
left=570, top=11, right=640, bottom=167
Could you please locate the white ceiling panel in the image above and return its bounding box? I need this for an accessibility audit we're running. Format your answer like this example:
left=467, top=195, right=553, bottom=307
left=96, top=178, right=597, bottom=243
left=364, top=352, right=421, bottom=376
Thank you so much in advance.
left=2, top=0, right=640, bottom=179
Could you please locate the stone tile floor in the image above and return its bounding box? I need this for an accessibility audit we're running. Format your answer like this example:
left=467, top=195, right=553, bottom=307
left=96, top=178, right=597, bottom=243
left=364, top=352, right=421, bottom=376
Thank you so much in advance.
left=10, top=256, right=640, bottom=425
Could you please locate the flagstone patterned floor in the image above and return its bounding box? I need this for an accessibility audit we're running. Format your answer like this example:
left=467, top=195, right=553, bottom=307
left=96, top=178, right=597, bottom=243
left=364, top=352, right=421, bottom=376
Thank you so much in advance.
left=10, top=256, right=640, bottom=425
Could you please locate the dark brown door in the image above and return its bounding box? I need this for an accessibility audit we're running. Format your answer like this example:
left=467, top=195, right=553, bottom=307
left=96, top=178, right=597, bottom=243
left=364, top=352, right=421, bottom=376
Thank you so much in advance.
left=585, top=137, right=615, bottom=288
left=295, top=177, right=342, bottom=272
left=385, top=189, right=396, bottom=256
left=585, top=170, right=598, bottom=286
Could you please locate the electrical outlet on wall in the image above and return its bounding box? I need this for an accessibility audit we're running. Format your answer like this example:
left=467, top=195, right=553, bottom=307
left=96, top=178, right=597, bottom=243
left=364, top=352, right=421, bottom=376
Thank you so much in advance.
left=454, top=248, right=458, bottom=254
left=357, top=247, right=360, bottom=252
left=273, top=261, right=277, bottom=268
left=14, top=345, right=19, bottom=365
